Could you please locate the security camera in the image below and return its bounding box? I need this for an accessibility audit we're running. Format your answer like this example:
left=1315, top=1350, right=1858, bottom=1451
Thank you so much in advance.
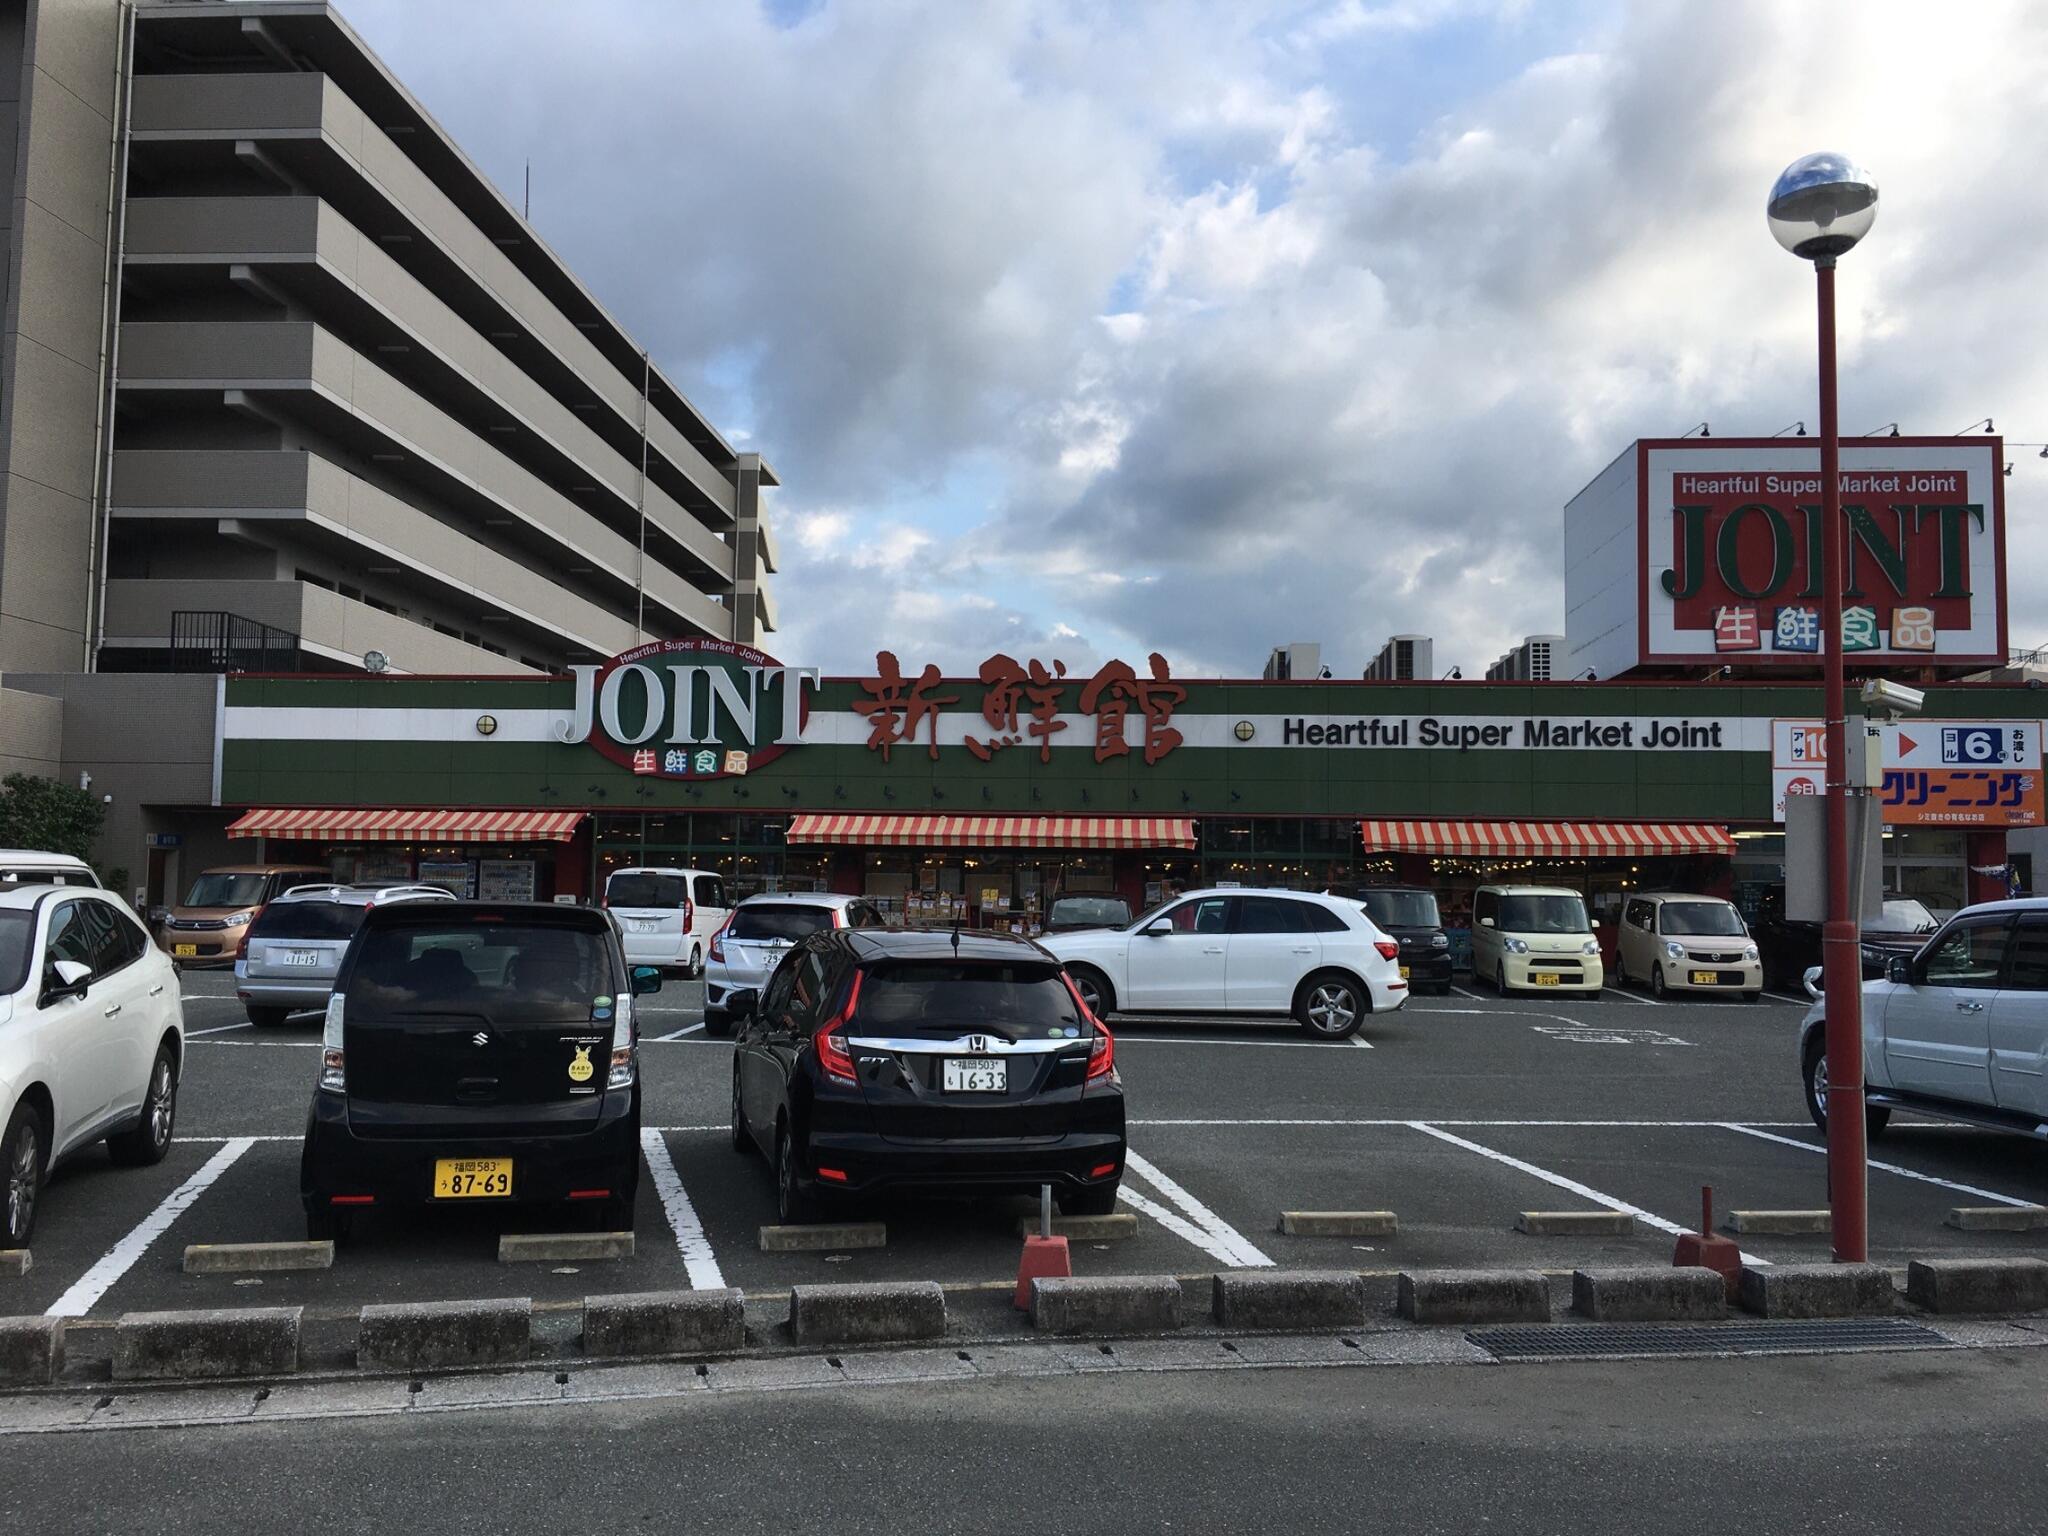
left=1859, top=678, right=1925, bottom=717
left=101, top=793, right=114, bottom=804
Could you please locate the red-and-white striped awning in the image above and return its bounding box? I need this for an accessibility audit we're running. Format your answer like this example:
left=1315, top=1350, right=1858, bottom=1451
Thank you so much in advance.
left=225, top=809, right=587, bottom=843
left=787, top=815, right=1197, bottom=850
left=1358, top=819, right=1735, bottom=857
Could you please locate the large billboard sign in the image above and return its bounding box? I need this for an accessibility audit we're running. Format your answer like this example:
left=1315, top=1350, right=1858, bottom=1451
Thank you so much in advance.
left=1771, top=717, right=2043, bottom=827
left=563, top=639, right=818, bottom=779
left=1564, top=438, right=2007, bottom=678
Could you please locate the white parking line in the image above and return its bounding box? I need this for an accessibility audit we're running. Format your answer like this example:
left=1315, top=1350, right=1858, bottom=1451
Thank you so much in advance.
left=1763, top=991, right=1812, bottom=1006
left=1717, top=1123, right=2041, bottom=1208
left=651, top=1023, right=704, bottom=1042
left=1121, top=1149, right=1271, bottom=1268
left=1449, top=984, right=1488, bottom=1002
left=1350, top=1033, right=1375, bottom=1050
left=1405, top=1121, right=1769, bottom=1265
left=188, top=1039, right=319, bottom=1048
left=46, top=1138, right=257, bottom=1317
left=1115, top=1035, right=1365, bottom=1049
left=1131, top=1118, right=1810, bottom=1128
left=638, top=1128, right=725, bottom=1289
left=1611, top=986, right=1667, bottom=1007
left=184, top=1021, right=253, bottom=1037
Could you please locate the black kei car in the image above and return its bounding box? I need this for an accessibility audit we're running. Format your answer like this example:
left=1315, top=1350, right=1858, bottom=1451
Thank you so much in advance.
left=301, top=902, right=657, bottom=1239
left=1354, top=885, right=1454, bottom=994
left=727, top=928, right=1125, bottom=1224
left=1750, top=886, right=1941, bottom=989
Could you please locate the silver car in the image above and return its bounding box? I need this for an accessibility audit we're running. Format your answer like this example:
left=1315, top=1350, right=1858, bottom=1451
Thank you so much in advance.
left=234, top=882, right=455, bottom=1026
left=701, top=893, right=889, bottom=1036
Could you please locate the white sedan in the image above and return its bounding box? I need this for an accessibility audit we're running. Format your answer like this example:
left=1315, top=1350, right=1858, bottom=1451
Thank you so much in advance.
left=1042, top=887, right=1406, bottom=1040
left=2, top=885, right=185, bottom=1246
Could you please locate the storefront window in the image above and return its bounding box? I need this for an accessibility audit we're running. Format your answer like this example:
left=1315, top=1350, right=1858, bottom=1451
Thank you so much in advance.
left=641, top=815, right=690, bottom=849
left=736, top=815, right=787, bottom=847
left=1203, top=820, right=1252, bottom=854
left=1250, top=820, right=1302, bottom=855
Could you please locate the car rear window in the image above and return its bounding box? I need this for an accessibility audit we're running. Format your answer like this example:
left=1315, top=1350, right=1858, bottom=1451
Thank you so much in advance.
left=852, top=961, right=1084, bottom=1035
left=0, top=910, right=31, bottom=993
left=731, top=904, right=837, bottom=942
left=346, top=923, right=616, bottom=1026
left=1360, top=891, right=1439, bottom=928
left=607, top=873, right=687, bottom=909
left=250, top=900, right=364, bottom=941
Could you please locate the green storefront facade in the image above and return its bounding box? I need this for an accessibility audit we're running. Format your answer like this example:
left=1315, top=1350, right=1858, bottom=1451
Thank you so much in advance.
left=216, top=663, right=2046, bottom=932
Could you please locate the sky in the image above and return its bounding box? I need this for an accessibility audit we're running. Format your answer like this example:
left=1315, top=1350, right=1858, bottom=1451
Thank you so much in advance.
left=337, top=0, right=2048, bottom=679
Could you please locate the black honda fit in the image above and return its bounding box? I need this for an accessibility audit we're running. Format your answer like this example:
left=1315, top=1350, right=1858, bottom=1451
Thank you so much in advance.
left=301, top=902, right=653, bottom=1238
left=728, top=928, right=1125, bottom=1223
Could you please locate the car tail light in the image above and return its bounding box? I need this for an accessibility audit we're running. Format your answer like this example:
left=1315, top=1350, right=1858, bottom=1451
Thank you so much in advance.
left=566, top=1189, right=610, bottom=1201
left=319, top=994, right=346, bottom=1092
left=817, top=1167, right=849, bottom=1183
left=813, top=970, right=863, bottom=1084
left=1090, top=1162, right=1118, bottom=1178
left=235, top=932, right=250, bottom=961
left=330, top=1194, right=375, bottom=1206
left=683, top=896, right=694, bottom=935
left=1374, top=940, right=1400, bottom=962
left=1062, top=973, right=1117, bottom=1082
left=707, top=911, right=736, bottom=964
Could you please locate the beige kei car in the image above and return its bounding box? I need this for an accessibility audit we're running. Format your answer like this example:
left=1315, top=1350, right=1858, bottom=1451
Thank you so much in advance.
left=1613, top=892, right=1763, bottom=1001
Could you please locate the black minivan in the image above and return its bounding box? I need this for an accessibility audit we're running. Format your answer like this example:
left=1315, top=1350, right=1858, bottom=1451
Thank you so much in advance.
left=727, top=927, right=1124, bottom=1224
left=1354, top=885, right=1453, bottom=994
left=301, top=902, right=656, bottom=1238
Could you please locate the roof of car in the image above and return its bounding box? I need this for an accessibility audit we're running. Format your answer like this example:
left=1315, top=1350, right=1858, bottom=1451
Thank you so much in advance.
left=359, top=900, right=608, bottom=929
left=274, top=883, right=456, bottom=905
left=607, top=866, right=720, bottom=878
left=1476, top=884, right=1587, bottom=896
left=733, top=891, right=859, bottom=908
left=186, top=863, right=327, bottom=876
left=1172, top=886, right=1353, bottom=906
left=0, top=884, right=116, bottom=910
left=1955, top=896, right=2048, bottom=918
left=0, top=849, right=91, bottom=867
left=838, top=927, right=1051, bottom=963
left=1633, top=891, right=1737, bottom=902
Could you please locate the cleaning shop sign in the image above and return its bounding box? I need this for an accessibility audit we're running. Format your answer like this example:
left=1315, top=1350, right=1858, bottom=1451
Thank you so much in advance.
left=562, top=639, right=819, bottom=779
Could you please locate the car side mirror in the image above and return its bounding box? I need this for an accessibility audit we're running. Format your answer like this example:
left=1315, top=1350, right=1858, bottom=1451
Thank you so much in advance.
left=1478, top=917, right=1495, bottom=929
left=727, top=987, right=759, bottom=1019
left=1142, top=920, right=1172, bottom=937
left=630, top=965, right=662, bottom=997
left=42, top=959, right=91, bottom=1005
left=1885, top=956, right=1910, bottom=986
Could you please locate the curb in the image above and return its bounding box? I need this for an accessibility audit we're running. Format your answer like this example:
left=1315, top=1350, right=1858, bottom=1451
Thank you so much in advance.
left=358, top=1298, right=531, bottom=1372
left=1398, top=1269, right=1549, bottom=1324
left=1571, top=1266, right=1726, bottom=1322
left=499, top=1232, right=634, bottom=1264
left=1905, top=1257, right=2048, bottom=1315
left=114, top=1306, right=301, bottom=1381
left=0, top=1250, right=28, bottom=1279
left=1946, top=1205, right=2048, bottom=1233
left=585, top=1289, right=745, bottom=1357
left=1012, top=1213, right=1138, bottom=1242
left=0, top=1315, right=62, bottom=1385
left=183, top=1241, right=335, bottom=1275
left=1737, top=1262, right=1894, bottom=1319
left=1724, top=1210, right=1830, bottom=1235
left=789, top=1282, right=945, bottom=1346
left=1213, top=1270, right=1367, bottom=1330
left=1515, top=1211, right=1634, bottom=1237
left=1031, top=1274, right=1183, bottom=1335
left=759, top=1223, right=886, bottom=1253
left=1277, top=1211, right=1397, bottom=1237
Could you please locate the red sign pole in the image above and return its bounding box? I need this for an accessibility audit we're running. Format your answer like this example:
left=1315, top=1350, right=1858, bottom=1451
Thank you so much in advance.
left=1816, top=257, right=1869, bottom=1263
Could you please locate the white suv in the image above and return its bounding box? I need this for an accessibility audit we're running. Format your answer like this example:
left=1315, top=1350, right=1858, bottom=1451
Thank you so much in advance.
left=603, top=867, right=731, bottom=978
left=1800, top=896, right=2048, bottom=1140
left=702, top=892, right=889, bottom=1036
left=1042, top=887, right=1406, bottom=1040
left=2, top=886, right=185, bottom=1246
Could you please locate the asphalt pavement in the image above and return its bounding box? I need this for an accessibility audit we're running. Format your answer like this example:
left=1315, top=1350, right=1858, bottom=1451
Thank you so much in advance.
left=9, top=967, right=2048, bottom=1321
left=5, top=1347, right=2045, bottom=1534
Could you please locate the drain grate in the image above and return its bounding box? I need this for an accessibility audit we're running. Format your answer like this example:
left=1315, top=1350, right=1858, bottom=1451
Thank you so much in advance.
left=1469, top=1318, right=1946, bottom=1361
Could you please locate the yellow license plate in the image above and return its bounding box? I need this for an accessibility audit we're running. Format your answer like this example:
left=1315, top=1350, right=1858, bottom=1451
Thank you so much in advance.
left=433, top=1158, right=513, bottom=1199
left=173, top=943, right=198, bottom=957
left=1530, top=972, right=1562, bottom=986
left=1398, top=965, right=1411, bottom=979
left=1691, top=970, right=1719, bottom=986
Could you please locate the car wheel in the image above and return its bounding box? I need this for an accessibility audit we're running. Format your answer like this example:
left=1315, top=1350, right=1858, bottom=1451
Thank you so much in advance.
left=1650, top=964, right=1667, bottom=999
left=688, top=945, right=705, bottom=980
left=305, top=1205, right=354, bottom=1244
left=1612, top=954, right=1627, bottom=986
left=3, top=1101, right=45, bottom=1248
left=1068, top=965, right=1114, bottom=1020
left=730, top=1070, right=754, bottom=1154
left=108, top=1044, right=178, bottom=1167
left=702, top=1009, right=732, bottom=1039
left=1295, top=972, right=1364, bottom=1040
left=1802, top=1034, right=1892, bottom=1139
left=246, top=1006, right=291, bottom=1029
left=1744, top=990, right=1762, bottom=1004
left=1495, top=963, right=1513, bottom=998
left=1062, top=1180, right=1120, bottom=1217
left=776, top=1121, right=818, bottom=1224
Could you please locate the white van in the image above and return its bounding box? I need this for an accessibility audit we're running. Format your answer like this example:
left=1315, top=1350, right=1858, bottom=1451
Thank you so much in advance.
left=1472, top=884, right=1604, bottom=997
left=0, top=850, right=100, bottom=890
left=602, top=866, right=729, bottom=978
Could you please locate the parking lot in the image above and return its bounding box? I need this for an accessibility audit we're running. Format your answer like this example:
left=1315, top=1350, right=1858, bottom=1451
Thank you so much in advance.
left=9, top=967, right=2048, bottom=1321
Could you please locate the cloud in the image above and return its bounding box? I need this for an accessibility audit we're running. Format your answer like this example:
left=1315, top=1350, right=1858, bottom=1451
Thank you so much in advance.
left=341, top=0, right=2048, bottom=677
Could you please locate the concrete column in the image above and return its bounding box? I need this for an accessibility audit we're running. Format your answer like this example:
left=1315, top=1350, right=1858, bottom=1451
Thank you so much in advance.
left=728, top=452, right=762, bottom=646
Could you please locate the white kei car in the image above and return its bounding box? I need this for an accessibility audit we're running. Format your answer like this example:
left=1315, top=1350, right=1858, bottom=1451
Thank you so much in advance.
left=603, top=867, right=732, bottom=978
left=702, top=892, right=891, bottom=1036
left=2, top=885, right=186, bottom=1246
left=1042, top=887, right=1407, bottom=1040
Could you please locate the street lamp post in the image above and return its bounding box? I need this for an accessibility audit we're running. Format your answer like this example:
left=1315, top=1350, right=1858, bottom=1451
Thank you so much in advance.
left=1769, top=152, right=1880, bottom=1264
